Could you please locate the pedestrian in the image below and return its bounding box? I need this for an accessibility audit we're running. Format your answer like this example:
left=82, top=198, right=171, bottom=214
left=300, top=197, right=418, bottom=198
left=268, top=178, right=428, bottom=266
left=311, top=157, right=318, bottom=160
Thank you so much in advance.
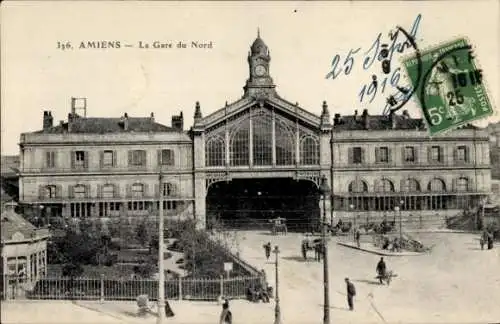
left=301, top=240, right=308, bottom=260
left=480, top=236, right=485, bottom=250
left=219, top=299, right=232, bottom=324
left=314, top=243, right=320, bottom=262
left=345, top=278, right=356, bottom=311
left=263, top=242, right=271, bottom=260
left=487, top=232, right=494, bottom=250
left=355, top=230, right=361, bottom=248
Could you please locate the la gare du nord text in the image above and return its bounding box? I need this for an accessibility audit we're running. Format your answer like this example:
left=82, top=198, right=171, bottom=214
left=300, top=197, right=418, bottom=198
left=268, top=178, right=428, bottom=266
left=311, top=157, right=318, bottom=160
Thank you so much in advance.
left=75, top=41, right=213, bottom=49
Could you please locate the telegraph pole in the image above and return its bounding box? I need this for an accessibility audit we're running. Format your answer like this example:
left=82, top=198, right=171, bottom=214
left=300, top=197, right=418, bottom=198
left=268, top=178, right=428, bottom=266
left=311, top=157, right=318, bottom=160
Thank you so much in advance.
left=157, top=172, right=165, bottom=324
left=320, top=176, right=331, bottom=324
left=273, top=245, right=281, bottom=324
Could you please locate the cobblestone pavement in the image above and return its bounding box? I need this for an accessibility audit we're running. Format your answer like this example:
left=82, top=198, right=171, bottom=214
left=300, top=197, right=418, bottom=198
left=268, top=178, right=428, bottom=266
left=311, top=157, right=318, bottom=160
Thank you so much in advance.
left=2, top=232, right=499, bottom=324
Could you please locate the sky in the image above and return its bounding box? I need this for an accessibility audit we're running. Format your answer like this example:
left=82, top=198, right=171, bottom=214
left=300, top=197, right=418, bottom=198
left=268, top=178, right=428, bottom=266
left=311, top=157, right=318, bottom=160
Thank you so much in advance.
left=1, top=0, right=499, bottom=155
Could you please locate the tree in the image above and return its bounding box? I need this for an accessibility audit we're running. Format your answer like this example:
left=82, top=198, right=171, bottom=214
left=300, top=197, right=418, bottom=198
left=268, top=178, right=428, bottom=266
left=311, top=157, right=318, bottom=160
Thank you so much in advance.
left=136, top=221, right=149, bottom=247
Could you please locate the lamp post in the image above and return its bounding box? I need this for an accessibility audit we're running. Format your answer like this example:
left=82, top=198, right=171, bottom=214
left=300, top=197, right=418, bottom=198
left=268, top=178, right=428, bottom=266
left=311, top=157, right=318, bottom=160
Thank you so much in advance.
left=319, top=176, right=331, bottom=324
left=273, top=245, right=281, bottom=324
left=349, top=204, right=355, bottom=242
left=395, top=200, right=404, bottom=242
left=157, top=172, right=165, bottom=324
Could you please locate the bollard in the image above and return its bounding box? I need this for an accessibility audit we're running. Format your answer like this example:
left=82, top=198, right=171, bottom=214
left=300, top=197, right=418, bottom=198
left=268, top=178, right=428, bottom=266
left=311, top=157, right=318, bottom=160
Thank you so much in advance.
left=100, top=274, right=104, bottom=302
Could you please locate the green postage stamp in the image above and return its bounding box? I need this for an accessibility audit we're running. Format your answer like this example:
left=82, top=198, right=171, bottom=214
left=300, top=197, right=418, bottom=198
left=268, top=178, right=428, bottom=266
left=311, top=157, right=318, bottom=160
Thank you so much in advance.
left=402, top=38, right=494, bottom=135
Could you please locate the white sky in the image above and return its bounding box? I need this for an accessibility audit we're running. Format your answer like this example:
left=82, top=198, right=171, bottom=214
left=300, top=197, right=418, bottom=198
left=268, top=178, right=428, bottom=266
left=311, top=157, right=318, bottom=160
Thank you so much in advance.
left=1, top=0, right=499, bottom=155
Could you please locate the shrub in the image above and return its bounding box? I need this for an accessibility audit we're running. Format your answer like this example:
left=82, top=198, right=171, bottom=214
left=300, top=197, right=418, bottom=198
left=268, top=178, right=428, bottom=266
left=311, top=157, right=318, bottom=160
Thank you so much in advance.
left=62, top=263, right=84, bottom=277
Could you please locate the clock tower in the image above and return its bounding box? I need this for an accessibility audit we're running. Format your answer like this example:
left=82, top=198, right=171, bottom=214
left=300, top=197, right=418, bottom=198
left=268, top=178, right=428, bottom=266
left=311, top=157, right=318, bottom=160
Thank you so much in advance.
left=244, top=30, right=276, bottom=98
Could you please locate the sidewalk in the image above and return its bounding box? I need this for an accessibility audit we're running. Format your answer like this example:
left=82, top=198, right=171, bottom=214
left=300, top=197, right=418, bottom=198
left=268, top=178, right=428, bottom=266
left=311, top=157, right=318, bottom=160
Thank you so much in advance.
left=337, top=241, right=426, bottom=256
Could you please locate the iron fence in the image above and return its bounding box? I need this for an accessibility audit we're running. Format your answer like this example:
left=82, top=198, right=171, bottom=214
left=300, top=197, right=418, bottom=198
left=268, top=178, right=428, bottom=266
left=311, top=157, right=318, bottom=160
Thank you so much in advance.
left=2, top=274, right=262, bottom=302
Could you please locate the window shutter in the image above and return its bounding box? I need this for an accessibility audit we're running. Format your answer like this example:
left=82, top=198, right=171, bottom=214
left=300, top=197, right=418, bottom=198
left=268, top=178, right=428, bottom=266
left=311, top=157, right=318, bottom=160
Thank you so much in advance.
left=414, top=147, right=419, bottom=163
left=113, top=184, right=119, bottom=198
left=38, top=186, right=46, bottom=199
left=128, top=151, right=133, bottom=166
left=141, top=150, right=147, bottom=166
left=55, top=185, right=62, bottom=199
left=112, top=150, right=117, bottom=167
left=374, top=180, right=380, bottom=192
left=438, top=147, right=443, bottom=163
left=427, top=146, right=432, bottom=163
left=71, top=151, right=76, bottom=169
left=45, top=152, right=50, bottom=168
left=99, top=151, right=104, bottom=168
left=169, top=150, right=175, bottom=166
left=452, top=178, right=457, bottom=192
left=97, top=184, right=102, bottom=198
left=53, top=151, right=57, bottom=168
left=375, top=147, right=380, bottom=162
left=155, top=184, right=160, bottom=198
left=453, top=147, right=458, bottom=162
left=465, top=146, right=470, bottom=163
left=401, top=147, right=406, bottom=163
left=400, top=179, right=406, bottom=192
left=85, top=184, right=91, bottom=198
left=348, top=148, right=353, bottom=164
left=84, top=152, right=89, bottom=169
left=467, top=177, right=473, bottom=191
left=387, top=147, right=392, bottom=163
left=126, top=184, right=132, bottom=197
left=143, top=183, right=149, bottom=197
left=360, top=148, right=365, bottom=164
left=68, top=185, right=74, bottom=199
left=157, top=150, right=162, bottom=166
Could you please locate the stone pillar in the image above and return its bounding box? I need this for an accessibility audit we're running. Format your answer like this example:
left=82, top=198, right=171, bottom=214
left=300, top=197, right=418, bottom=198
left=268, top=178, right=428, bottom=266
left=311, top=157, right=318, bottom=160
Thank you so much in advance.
left=193, top=175, right=206, bottom=229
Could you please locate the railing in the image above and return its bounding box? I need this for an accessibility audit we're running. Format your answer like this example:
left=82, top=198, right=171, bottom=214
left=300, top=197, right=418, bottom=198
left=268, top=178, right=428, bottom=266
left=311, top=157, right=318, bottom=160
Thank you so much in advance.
left=2, top=275, right=262, bottom=301
left=22, top=194, right=194, bottom=204
left=334, top=161, right=489, bottom=169
left=20, top=166, right=193, bottom=174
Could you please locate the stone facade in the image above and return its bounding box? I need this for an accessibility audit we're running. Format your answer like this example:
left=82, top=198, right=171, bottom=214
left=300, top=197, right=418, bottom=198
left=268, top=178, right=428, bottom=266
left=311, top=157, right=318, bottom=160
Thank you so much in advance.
left=18, top=34, right=492, bottom=229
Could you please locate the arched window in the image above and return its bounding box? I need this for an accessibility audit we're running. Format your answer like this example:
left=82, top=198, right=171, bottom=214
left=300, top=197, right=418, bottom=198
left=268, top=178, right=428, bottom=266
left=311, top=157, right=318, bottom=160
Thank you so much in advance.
left=300, top=136, right=319, bottom=165
left=348, top=180, right=368, bottom=193
left=252, top=115, right=273, bottom=165
left=206, top=136, right=225, bottom=166
left=401, top=178, right=421, bottom=192
left=428, top=178, right=446, bottom=192
left=275, top=119, right=295, bottom=165
left=455, top=177, right=469, bottom=192
left=229, top=120, right=250, bottom=166
left=375, top=179, right=394, bottom=192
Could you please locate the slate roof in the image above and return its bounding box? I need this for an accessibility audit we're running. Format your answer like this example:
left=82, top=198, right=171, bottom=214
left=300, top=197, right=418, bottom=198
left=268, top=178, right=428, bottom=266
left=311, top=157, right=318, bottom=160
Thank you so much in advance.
left=333, top=114, right=479, bottom=131
left=33, top=117, right=177, bottom=134
left=1, top=206, right=37, bottom=242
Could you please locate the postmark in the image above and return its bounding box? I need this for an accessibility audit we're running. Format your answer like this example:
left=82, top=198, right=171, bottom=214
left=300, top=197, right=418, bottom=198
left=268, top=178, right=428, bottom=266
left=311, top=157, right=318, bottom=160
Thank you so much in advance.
left=402, top=37, right=494, bottom=135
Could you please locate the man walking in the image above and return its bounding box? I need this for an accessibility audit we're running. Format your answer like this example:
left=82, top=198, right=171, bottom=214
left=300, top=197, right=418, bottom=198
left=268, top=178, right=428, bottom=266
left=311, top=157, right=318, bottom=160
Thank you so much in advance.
left=376, top=257, right=387, bottom=285
left=345, top=278, right=356, bottom=311
left=263, top=242, right=271, bottom=260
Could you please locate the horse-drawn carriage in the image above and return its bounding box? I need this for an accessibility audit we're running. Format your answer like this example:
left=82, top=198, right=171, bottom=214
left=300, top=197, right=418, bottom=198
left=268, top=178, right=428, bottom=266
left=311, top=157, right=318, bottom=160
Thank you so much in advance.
left=269, top=217, right=288, bottom=235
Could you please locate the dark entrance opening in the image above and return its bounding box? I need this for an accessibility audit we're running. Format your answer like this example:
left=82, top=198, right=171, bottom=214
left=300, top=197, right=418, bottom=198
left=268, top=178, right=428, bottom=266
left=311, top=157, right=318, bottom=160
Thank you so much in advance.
left=206, top=178, right=320, bottom=231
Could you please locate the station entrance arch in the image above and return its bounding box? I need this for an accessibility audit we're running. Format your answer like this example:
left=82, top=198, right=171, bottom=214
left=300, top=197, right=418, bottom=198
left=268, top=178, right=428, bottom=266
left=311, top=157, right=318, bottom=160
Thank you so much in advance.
left=206, top=178, right=320, bottom=231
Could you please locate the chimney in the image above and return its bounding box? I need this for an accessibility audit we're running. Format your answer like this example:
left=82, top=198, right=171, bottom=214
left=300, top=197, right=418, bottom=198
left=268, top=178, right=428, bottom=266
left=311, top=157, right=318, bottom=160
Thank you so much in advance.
left=171, top=111, right=184, bottom=131
left=150, top=112, right=155, bottom=123
left=43, top=111, right=53, bottom=130
left=354, top=110, right=359, bottom=121
left=333, top=113, right=341, bottom=126
left=194, top=101, right=202, bottom=124
left=362, top=109, right=369, bottom=129
left=389, top=111, right=397, bottom=129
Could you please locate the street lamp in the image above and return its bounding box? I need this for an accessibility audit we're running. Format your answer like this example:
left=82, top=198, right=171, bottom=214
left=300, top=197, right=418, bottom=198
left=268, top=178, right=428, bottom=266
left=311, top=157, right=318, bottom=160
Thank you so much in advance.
left=273, top=245, right=281, bottom=324
left=394, top=200, right=404, bottom=242
left=349, top=204, right=355, bottom=241
left=157, top=172, right=165, bottom=324
left=319, top=176, right=331, bottom=324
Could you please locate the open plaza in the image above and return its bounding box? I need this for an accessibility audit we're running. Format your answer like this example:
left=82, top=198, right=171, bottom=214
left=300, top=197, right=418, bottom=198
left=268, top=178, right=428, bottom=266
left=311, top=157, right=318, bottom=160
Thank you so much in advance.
left=2, top=231, right=499, bottom=324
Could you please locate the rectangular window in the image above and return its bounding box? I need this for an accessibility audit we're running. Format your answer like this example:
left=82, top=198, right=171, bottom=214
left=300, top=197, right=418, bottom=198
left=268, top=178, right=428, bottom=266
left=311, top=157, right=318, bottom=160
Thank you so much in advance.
left=430, top=146, right=443, bottom=163
left=75, top=151, right=86, bottom=168
left=130, top=150, right=146, bottom=166
left=46, top=185, right=57, bottom=198
left=74, top=185, right=86, bottom=198
left=102, top=185, right=114, bottom=198
left=163, top=201, right=177, bottom=210
left=45, top=151, right=56, bottom=168
left=352, top=147, right=362, bottom=164
left=161, top=149, right=175, bottom=166
left=404, top=147, right=415, bottom=162
left=103, top=150, right=114, bottom=167
left=376, top=147, right=389, bottom=163
left=131, top=183, right=144, bottom=198
left=162, top=183, right=176, bottom=196
left=456, top=146, right=468, bottom=163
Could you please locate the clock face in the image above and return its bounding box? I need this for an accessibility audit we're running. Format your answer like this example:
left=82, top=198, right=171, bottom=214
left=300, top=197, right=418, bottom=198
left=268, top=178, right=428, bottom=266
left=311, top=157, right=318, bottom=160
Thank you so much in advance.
left=254, top=65, right=267, bottom=76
